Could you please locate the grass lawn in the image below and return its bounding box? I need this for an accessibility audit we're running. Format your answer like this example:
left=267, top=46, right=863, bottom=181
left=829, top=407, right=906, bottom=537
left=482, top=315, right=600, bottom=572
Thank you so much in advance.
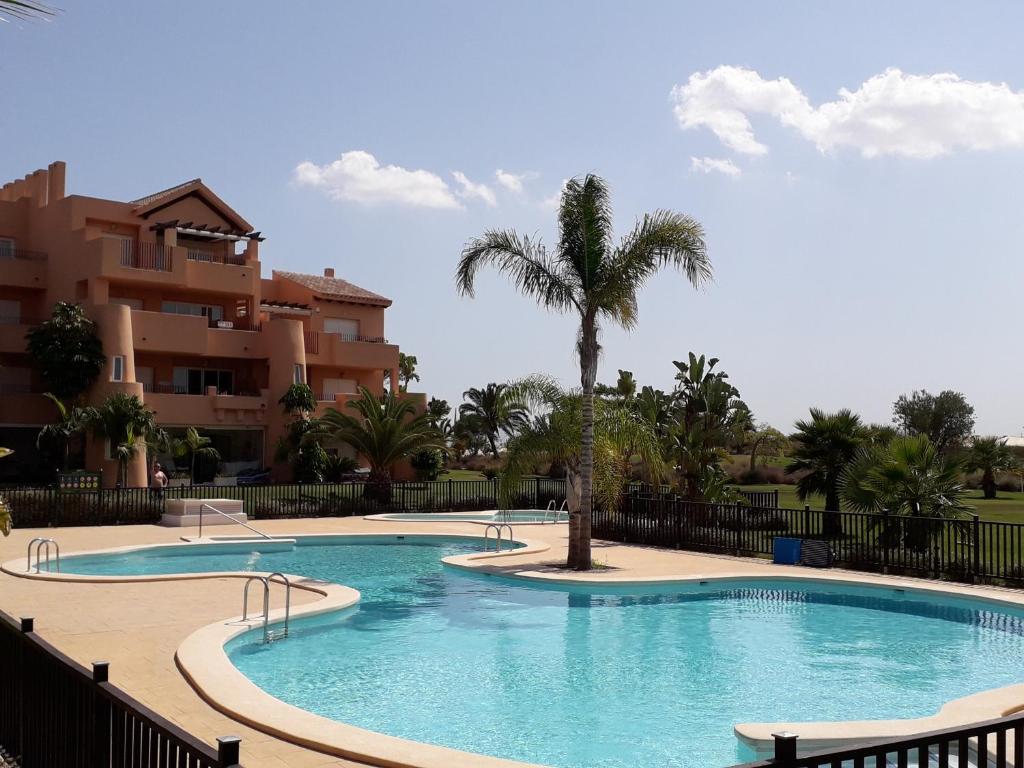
left=437, top=469, right=488, bottom=481
left=739, top=483, right=1024, bottom=523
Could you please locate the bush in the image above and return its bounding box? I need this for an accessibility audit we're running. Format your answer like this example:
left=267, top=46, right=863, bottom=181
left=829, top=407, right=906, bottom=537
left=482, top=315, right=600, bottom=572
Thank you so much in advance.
left=410, top=449, right=443, bottom=481
left=482, top=466, right=500, bottom=480
left=719, top=510, right=790, bottom=532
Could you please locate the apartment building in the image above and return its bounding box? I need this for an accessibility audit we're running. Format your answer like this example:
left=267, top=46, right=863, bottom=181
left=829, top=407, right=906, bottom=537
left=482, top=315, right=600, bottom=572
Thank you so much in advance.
left=0, top=162, right=422, bottom=486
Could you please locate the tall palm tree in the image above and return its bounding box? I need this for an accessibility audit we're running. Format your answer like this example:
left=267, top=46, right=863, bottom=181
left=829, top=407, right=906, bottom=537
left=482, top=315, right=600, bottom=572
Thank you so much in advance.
left=965, top=436, right=1018, bottom=499
left=315, top=387, right=445, bottom=504
left=458, top=383, right=528, bottom=459
left=36, top=393, right=95, bottom=473
left=457, top=174, right=709, bottom=569
left=398, top=352, right=420, bottom=392
left=83, top=393, right=167, bottom=487
left=0, top=0, right=54, bottom=21
left=174, top=427, right=222, bottom=484
left=786, top=408, right=868, bottom=535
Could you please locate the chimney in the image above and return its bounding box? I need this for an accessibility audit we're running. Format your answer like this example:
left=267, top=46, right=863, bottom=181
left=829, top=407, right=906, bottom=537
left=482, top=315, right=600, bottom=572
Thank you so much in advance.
left=324, top=268, right=335, bottom=278
left=47, top=161, right=66, bottom=202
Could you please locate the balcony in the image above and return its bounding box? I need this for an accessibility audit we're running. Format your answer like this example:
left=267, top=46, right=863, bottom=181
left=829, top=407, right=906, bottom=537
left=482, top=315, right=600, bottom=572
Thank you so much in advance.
left=142, top=388, right=268, bottom=426
left=0, top=315, right=42, bottom=353
left=303, top=331, right=398, bottom=369
left=0, top=249, right=47, bottom=289
left=185, top=248, right=248, bottom=266
left=117, top=241, right=173, bottom=272
left=131, top=309, right=266, bottom=357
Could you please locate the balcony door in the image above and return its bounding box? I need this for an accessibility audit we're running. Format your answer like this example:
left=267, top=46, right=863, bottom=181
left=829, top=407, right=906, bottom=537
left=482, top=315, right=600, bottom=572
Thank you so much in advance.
left=322, top=377, right=357, bottom=402
left=324, top=318, right=359, bottom=341
left=172, top=367, right=234, bottom=395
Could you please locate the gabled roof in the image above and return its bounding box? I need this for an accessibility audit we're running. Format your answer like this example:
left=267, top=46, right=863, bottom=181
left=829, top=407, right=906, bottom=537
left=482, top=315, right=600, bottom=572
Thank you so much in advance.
left=274, top=270, right=391, bottom=307
left=131, top=178, right=252, bottom=232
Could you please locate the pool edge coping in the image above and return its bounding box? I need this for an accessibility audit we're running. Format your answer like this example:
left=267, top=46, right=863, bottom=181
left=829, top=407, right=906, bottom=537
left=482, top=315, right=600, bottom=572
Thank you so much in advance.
left=8, top=528, right=1024, bottom=765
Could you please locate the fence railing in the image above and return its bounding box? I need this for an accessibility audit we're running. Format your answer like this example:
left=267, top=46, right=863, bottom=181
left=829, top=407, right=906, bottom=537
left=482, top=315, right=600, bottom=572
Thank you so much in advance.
left=593, top=495, right=1024, bottom=586
left=2, top=478, right=569, bottom=528
left=731, top=713, right=1024, bottom=767
left=0, top=248, right=47, bottom=262
left=0, top=611, right=242, bottom=767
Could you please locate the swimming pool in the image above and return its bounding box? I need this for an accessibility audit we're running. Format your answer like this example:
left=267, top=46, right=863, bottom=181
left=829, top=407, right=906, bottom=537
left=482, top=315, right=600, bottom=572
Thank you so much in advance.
left=55, top=536, right=1024, bottom=768
left=370, top=509, right=567, bottom=523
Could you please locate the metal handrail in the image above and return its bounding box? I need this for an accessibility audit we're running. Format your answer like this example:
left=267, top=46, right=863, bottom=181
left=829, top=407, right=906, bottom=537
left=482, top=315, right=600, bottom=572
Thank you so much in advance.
left=199, top=502, right=271, bottom=540
left=483, top=523, right=513, bottom=552
left=26, top=537, right=60, bottom=573
left=240, top=574, right=291, bottom=644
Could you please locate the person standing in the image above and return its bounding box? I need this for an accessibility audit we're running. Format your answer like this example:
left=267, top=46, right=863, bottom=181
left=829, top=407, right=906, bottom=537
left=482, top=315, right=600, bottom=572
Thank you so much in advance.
left=151, top=462, right=168, bottom=499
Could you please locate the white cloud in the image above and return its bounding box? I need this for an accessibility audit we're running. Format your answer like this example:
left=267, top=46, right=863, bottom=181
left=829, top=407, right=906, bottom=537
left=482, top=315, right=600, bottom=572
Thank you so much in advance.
left=671, top=66, right=1024, bottom=158
left=452, top=171, right=497, bottom=207
left=294, top=150, right=461, bottom=209
left=540, top=178, right=569, bottom=210
left=494, top=169, right=533, bottom=193
left=690, top=156, right=741, bottom=177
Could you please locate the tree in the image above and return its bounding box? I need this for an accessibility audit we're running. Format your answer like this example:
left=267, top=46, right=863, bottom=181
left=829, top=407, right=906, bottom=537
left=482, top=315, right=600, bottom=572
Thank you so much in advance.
left=746, top=424, right=788, bottom=473
left=36, top=392, right=93, bottom=473
left=174, top=427, right=222, bottom=484
left=275, top=383, right=323, bottom=482
left=397, top=353, right=420, bottom=392
left=841, top=435, right=970, bottom=551
left=278, top=382, right=317, bottom=416
left=892, top=390, right=975, bottom=456
left=965, top=437, right=1018, bottom=499
left=0, top=1, right=54, bottom=21
left=457, top=174, right=709, bottom=570
left=315, top=387, right=445, bottom=504
left=786, top=408, right=868, bottom=535
left=451, top=413, right=488, bottom=458
left=26, top=302, right=105, bottom=403
left=426, top=397, right=451, bottom=428
left=410, top=449, right=444, bottom=481
left=502, top=376, right=665, bottom=514
left=0, top=447, right=11, bottom=536
left=596, top=369, right=637, bottom=403
left=458, top=384, right=528, bottom=458
left=83, top=393, right=166, bottom=487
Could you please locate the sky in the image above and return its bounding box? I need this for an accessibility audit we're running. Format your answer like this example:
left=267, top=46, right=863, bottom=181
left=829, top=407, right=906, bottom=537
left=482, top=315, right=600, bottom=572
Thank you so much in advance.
left=4, top=1, right=1024, bottom=435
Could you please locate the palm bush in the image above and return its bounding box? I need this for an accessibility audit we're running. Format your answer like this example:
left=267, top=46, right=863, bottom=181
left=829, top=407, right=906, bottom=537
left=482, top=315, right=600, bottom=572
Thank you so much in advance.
left=458, top=384, right=528, bottom=458
left=83, top=393, right=167, bottom=487
left=457, top=174, right=710, bottom=569
left=786, top=408, right=868, bottom=536
left=315, top=387, right=445, bottom=504
left=964, top=437, right=1018, bottom=499
left=36, top=393, right=94, bottom=474
left=174, top=427, right=222, bottom=484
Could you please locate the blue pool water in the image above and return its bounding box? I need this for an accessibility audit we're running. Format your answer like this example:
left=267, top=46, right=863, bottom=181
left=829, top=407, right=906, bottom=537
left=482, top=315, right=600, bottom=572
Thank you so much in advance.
left=60, top=536, right=1024, bottom=768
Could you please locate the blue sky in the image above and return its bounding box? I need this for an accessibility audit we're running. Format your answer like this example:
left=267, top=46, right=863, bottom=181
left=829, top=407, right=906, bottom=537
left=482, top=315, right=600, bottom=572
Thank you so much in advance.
left=4, top=1, right=1024, bottom=435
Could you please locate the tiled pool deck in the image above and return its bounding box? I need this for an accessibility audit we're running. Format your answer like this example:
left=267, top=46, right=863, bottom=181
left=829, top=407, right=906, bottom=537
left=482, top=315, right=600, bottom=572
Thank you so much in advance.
left=2, top=517, right=1024, bottom=767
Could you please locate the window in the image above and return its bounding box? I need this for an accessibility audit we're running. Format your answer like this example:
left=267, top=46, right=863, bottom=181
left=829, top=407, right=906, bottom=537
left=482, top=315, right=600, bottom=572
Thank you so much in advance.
left=110, top=297, right=144, bottom=310
left=0, top=238, right=14, bottom=258
left=161, top=301, right=224, bottom=324
left=293, top=364, right=305, bottom=384
left=324, top=318, right=360, bottom=340
left=172, top=367, right=234, bottom=395
left=0, top=299, right=20, bottom=325
left=111, top=355, right=125, bottom=382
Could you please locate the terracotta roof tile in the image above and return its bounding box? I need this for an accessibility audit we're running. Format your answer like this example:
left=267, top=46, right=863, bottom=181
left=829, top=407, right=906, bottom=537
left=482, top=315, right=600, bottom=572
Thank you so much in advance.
left=274, top=270, right=391, bottom=307
left=130, top=178, right=202, bottom=206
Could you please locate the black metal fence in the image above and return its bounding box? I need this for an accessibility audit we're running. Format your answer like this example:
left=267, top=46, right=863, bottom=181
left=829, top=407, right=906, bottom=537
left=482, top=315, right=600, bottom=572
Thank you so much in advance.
left=731, top=713, right=1024, bottom=767
left=594, top=495, right=1024, bottom=586
left=0, top=611, right=241, bottom=768
left=2, top=478, right=568, bottom=528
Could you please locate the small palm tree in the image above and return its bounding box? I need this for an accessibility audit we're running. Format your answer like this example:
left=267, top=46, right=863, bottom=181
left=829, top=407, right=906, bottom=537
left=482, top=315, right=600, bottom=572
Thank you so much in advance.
left=786, top=408, right=868, bottom=535
left=0, top=447, right=12, bottom=537
left=315, top=387, right=445, bottom=504
left=965, top=437, right=1018, bottom=499
left=36, top=393, right=95, bottom=473
left=398, top=352, right=419, bottom=392
left=458, top=383, right=529, bottom=459
left=174, top=427, right=222, bottom=484
left=457, top=176, right=709, bottom=568
left=83, top=393, right=167, bottom=487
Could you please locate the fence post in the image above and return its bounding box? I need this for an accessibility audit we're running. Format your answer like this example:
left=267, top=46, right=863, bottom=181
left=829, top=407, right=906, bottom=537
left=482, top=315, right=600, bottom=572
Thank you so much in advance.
left=772, top=731, right=798, bottom=764
left=447, top=479, right=453, bottom=511
left=92, top=662, right=112, bottom=765
left=972, top=513, right=981, bottom=583
left=882, top=508, right=890, bottom=574
left=803, top=505, right=811, bottom=538
left=217, top=735, right=242, bottom=768
left=535, top=476, right=541, bottom=508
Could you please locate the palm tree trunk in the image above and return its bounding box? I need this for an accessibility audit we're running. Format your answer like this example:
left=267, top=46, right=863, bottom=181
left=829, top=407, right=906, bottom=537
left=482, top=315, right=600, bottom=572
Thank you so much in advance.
left=983, top=469, right=996, bottom=500
left=573, top=315, right=598, bottom=571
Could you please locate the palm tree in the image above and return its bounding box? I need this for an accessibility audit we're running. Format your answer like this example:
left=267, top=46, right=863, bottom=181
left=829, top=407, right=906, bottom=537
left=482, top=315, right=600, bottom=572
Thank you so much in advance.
left=83, top=393, right=167, bottom=487
left=398, top=352, right=419, bottom=392
left=314, top=387, right=445, bottom=504
left=36, top=393, right=95, bottom=473
left=786, top=408, right=868, bottom=536
left=0, top=1, right=54, bottom=21
left=502, top=376, right=665, bottom=514
left=458, top=383, right=529, bottom=459
left=841, top=435, right=970, bottom=551
left=965, top=437, right=1018, bottom=499
left=0, top=447, right=12, bottom=537
left=174, top=427, right=222, bottom=484
left=457, top=174, right=709, bottom=569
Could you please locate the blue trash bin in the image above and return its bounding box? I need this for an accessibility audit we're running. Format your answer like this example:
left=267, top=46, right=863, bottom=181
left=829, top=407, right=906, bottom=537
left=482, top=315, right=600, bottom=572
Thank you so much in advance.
left=773, top=537, right=802, bottom=565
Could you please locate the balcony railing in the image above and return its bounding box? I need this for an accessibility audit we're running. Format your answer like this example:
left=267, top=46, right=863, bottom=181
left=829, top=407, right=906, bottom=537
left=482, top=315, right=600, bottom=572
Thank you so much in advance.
left=0, top=314, right=45, bottom=326
left=0, top=248, right=47, bottom=262
left=304, top=331, right=389, bottom=353
left=144, top=383, right=262, bottom=397
left=186, top=249, right=248, bottom=266
left=207, top=316, right=262, bottom=332
left=118, top=241, right=172, bottom=272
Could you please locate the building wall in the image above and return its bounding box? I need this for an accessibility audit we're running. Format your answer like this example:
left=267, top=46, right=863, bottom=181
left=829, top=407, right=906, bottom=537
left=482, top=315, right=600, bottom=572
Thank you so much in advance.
left=0, top=162, right=419, bottom=487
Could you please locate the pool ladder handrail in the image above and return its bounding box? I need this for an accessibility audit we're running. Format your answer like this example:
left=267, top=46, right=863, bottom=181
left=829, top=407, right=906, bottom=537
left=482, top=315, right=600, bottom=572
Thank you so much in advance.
left=199, top=502, right=272, bottom=540
left=26, top=537, right=60, bottom=573
left=543, top=500, right=569, bottom=524
left=241, top=572, right=292, bottom=644
left=483, top=523, right=514, bottom=552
